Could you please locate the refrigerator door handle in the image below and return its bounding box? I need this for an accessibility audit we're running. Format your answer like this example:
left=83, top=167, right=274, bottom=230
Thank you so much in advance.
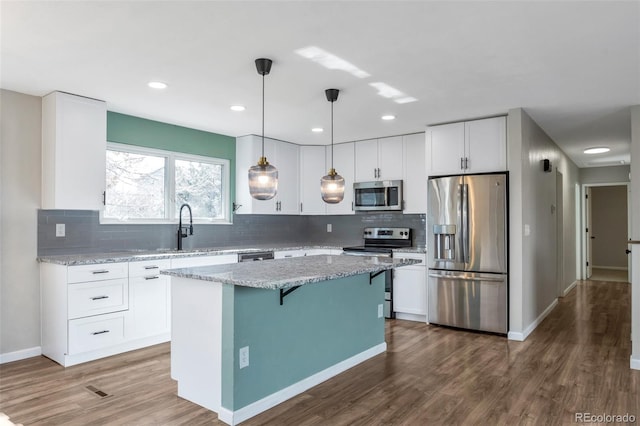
left=428, top=272, right=505, bottom=282
left=462, top=183, right=469, bottom=264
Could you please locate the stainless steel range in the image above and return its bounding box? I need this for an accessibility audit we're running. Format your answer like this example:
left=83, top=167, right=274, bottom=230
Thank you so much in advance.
left=343, top=227, right=412, bottom=318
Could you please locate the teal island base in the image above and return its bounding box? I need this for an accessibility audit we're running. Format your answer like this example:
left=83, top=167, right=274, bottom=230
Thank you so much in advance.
left=170, top=271, right=386, bottom=425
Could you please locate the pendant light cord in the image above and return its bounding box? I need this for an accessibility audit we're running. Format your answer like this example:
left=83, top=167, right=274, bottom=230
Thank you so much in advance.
left=261, top=72, right=265, bottom=158
left=330, top=100, right=334, bottom=170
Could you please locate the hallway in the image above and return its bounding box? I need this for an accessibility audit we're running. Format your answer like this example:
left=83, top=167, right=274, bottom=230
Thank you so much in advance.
left=0, top=279, right=637, bottom=425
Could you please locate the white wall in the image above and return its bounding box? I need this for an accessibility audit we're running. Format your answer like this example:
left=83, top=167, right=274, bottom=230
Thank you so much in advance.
left=630, top=105, right=640, bottom=370
left=581, top=165, right=630, bottom=184
left=0, top=90, right=42, bottom=361
left=591, top=186, right=628, bottom=269
left=508, top=108, right=580, bottom=340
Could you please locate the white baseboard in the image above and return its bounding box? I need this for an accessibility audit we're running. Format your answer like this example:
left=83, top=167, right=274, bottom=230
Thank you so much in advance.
left=630, top=356, right=640, bottom=370
left=0, top=346, right=42, bottom=364
left=394, top=312, right=427, bottom=323
left=563, top=280, right=578, bottom=297
left=218, top=342, right=387, bottom=425
left=507, top=299, right=559, bottom=342
left=593, top=266, right=628, bottom=271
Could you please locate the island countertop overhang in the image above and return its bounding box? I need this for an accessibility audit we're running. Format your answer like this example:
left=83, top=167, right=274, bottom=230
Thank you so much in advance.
left=160, top=254, right=419, bottom=290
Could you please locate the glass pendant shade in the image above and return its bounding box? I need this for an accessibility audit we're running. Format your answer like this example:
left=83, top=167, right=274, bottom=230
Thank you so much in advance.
left=321, top=168, right=345, bottom=203
left=248, top=157, right=278, bottom=200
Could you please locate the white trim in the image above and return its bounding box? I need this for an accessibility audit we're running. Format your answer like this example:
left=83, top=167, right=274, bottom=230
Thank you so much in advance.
left=0, top=346, right=42, bottom=364
left=562, top=280, right=579, bottom=297
left=507, top=299, right=558, bottom=342
left=592, top=266, right=629, bottom=271
left=218, top=342, right=387, bottom=426
left=630, top=356, right=640, bottom=370
left=394, top=313, right=427, bottom=323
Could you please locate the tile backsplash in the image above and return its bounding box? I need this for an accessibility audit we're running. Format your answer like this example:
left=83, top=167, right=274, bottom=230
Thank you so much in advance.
left=38, top=210, right=426, bottom=256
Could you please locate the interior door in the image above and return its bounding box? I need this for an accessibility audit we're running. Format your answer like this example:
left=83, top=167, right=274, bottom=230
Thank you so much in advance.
left=586, top=186, right=593, bottom=278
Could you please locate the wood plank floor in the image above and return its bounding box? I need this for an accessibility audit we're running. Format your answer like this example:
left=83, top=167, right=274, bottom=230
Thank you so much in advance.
left=1, top=279, right=637, bottom=425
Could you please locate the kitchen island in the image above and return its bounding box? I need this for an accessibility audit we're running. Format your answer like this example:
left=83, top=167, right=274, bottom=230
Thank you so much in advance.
left=161, top=254, right=418, bottom=425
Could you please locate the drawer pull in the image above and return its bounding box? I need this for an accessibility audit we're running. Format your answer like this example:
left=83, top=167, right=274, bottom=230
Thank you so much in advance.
left=91, top=330, right=110, bottom=335
left=90, top=295, right=109, bottom=300
left=144, top=276, right=160, bottom=280
left=144, top=265, right=159, bottom=270
left=92, top=270, right=110, bottom=275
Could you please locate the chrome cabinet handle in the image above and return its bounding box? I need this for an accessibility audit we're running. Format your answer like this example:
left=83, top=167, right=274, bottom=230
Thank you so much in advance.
left=91, top=330, right=110, bottom=335
left=144, top=276, right=160, bottom=280
left=460, top=157, right=464, bottom=170
left=92, top=270, right=109, bottom=275
left=90, top=295, right=109, bottom=300
left=144, top=265, right=159, bottom=270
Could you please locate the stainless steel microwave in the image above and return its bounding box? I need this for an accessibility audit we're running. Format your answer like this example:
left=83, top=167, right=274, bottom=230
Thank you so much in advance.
left=353, top=180, right=403, bottom=211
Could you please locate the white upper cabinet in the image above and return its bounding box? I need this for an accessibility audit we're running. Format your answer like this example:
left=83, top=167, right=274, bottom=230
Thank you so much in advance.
left=300, top=145, right=326, bottom=215
left=42, top=91, right=107, bottom=210
left=235, top=135, right=299, bottom=215
left=355, top=136, right=404, bottom=182
left=402, top=133, right=427, bottom=213
left=426, top=116, right=506, bottom=176
left=325, top=142, right=355, bottom=215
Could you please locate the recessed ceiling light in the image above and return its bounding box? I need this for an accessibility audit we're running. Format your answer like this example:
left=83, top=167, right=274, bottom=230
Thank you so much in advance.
left=382, top=115, right=396, bottom=121
left=230, top=105, right=246, bottom=112
left=311, top=127, right=324, bottom=133
left=148, top=81, right=168, bottom=89
left=584, top=147, right=610, bottom=154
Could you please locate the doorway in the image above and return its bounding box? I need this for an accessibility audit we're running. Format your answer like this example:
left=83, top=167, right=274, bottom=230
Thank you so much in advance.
left=581, top=183, right=630, bottom=282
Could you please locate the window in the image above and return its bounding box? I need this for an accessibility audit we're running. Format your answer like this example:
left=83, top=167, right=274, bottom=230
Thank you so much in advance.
left=104, top=143, right=230, bottom=223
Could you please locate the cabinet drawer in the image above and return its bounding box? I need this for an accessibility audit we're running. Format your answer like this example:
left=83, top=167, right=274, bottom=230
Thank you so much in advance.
left=68, top=312, right=126, bottom=354
left=68, top=278, right=128, bottom=319
left=129, top=259, right=171, bottom=278
left=68, top=262, right=128, bottom=283
left=394, top=252, right=426, bottom=264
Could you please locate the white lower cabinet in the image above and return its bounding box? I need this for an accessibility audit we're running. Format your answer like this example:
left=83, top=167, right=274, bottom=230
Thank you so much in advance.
left=393, top=253, right=427, bottom=322
left=68, top=312, right=126, bottom=354
left=128, top=259, right=171, bottom=340
left=274, top=248, right=337, bottom=259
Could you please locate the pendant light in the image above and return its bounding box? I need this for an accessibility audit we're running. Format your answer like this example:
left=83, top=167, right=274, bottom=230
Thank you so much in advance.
left=248, top=58, right=278, bottom=200
left=320, top=88, right=345, bottom=203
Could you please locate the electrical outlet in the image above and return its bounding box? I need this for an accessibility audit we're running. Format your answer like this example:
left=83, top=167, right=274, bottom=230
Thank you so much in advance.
left=327, top=223, right=332, bottom=233
left=239, top=346, right=249, bottom=369
left=524, top=224, right=531, bottom=236
left=55, top=224, right=65, bottom=237
left=377, top=304, right=384, bottom=318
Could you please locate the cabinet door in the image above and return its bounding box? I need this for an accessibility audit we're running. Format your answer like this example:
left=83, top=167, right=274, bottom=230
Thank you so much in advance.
left=326, top=142, right=355, bottom=215
left=393, top=265, right=427, bottom=316
left=465, top=116, right=507, bottom=173
left=402, top=133, right=427, bottom=214
left=42, top=92, right=106, bottom=210
left=252, top=138, right=278, bottom=214
left=300, top=146, right=326, bottom=215
left=377, top=136, right=403, bottom=180
left=426, top=122, right=465, bottom=176
left=354, top=139, right=379, bottom=181
left=275, top=141, right=299, bottom=214
left=235, top=135, right=276, bottom=214
left=129, top=275, right=170, bottom=339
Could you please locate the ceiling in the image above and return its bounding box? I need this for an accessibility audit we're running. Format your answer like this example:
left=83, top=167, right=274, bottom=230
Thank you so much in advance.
left=2, top=1, right=638, bottom=168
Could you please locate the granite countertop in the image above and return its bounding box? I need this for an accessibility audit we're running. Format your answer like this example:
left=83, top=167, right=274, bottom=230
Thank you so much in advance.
left=36, top=245, right=346, bottom=266
left=161, top=254, right=420, bottom=290
left=37, top=244, right=426, bottom=266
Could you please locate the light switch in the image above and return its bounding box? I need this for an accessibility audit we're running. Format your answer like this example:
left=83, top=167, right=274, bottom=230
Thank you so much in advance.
left=56, top=223, right=65, bottom=237
left=524, top=224, right=530, bottom=236
left=327, top=224, right=332, bottom=233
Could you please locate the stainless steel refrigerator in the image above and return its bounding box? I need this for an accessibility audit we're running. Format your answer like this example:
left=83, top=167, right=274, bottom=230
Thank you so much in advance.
left=427, top=172, right=508, bottom=334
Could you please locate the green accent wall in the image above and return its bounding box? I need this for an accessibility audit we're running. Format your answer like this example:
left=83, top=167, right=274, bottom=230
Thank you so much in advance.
left=106, top=111, right=236, bottom=214
left=221, top=273, right=385, bottom=411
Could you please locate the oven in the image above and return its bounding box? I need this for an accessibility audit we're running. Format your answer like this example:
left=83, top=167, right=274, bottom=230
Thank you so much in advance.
left=343, top=227, right=412, bottom=319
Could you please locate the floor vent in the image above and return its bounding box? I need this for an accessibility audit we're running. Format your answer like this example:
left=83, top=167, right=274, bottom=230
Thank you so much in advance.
left=86, top=385, right=110, bottom=398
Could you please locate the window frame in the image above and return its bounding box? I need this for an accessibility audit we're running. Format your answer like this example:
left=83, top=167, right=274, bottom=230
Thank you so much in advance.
left=101, top=142, right=231, bottom=225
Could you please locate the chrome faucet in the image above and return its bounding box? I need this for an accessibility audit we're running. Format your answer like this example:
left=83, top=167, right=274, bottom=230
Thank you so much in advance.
left=177, top=203, right=193, bottom=251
